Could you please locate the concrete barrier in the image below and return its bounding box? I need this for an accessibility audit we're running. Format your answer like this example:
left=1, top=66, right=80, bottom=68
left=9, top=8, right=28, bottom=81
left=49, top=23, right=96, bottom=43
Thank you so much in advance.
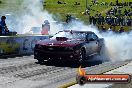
left=0, top=35, right=50, bottom=55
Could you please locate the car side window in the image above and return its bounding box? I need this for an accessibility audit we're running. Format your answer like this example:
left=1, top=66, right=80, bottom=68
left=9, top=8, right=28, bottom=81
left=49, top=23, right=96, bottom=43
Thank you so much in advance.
left=86, top=34, right=92, bottom=40
left=92, top=33, right=98, bottom=40
left=86, top=33, right=98, bottom=41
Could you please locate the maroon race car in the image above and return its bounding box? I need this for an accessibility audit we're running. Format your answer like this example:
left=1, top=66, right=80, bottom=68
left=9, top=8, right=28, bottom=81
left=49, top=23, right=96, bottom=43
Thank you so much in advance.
left=34, top=30, right=105, bottom=64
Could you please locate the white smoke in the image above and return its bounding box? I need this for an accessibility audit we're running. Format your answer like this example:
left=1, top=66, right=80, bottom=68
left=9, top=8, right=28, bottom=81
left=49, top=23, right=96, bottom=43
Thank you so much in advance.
left=65, top=21, right=132, bottom=62
left=103, top=32, right=132, bottom=61
left=6, top=0, right=62, bottom=34
left=4, top=0, right=132, bottom=61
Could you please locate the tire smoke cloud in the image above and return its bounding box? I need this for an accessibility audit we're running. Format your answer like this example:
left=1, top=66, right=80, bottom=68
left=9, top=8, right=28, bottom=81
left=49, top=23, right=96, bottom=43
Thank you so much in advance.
left=4, top=0, right=132, bottom=61
left=6, top=0, right=62, bottom=34
left=65, top=21, right=132, bottom=61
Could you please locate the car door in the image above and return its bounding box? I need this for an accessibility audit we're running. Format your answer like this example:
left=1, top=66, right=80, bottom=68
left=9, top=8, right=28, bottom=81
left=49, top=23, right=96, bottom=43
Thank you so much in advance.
left=85, top=33, right=98, bottom=56
left=90, top=33, right=99, bottom=54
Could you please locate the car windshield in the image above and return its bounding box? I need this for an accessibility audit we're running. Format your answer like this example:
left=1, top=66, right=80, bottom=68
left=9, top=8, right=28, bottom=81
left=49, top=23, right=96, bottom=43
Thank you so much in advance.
left=51, top=31, right=86, bottom=39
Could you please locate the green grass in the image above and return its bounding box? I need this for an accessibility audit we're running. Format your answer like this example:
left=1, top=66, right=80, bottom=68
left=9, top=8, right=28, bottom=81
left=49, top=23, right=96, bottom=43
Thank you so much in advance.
left=0, top=0, right=25, bottom=15
left=44, top=0, right=131, bottom=30
left=44, top=0, right=130, bottom=20
left=44, top=0, right=88, bottom=22
left=0, top=0, right=131, bottom=31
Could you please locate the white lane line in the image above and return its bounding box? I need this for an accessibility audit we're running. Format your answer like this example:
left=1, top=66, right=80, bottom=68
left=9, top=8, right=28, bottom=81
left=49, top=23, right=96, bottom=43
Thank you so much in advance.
left=69, top=84, right=112, bottom=88
left=106, top=61, right=132, bottom=74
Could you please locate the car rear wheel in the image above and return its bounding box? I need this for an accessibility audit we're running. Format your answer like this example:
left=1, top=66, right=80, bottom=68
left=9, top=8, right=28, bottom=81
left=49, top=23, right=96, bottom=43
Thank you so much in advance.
left=78, top=48, right=86, bottom=64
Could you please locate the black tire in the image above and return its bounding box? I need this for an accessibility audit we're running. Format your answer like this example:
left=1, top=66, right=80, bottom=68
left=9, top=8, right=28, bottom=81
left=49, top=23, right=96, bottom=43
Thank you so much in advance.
left=78, top=48, right=86, bottom=64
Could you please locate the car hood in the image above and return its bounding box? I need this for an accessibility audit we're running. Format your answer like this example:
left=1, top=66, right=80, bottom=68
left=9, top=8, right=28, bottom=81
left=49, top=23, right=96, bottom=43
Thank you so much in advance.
left=37, top=38, right=85, bottom=47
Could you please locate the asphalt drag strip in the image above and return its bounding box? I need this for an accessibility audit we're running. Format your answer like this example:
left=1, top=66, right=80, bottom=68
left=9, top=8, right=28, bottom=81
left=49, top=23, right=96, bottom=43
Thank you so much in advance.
left=0, top=56, right=130, bottom=88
